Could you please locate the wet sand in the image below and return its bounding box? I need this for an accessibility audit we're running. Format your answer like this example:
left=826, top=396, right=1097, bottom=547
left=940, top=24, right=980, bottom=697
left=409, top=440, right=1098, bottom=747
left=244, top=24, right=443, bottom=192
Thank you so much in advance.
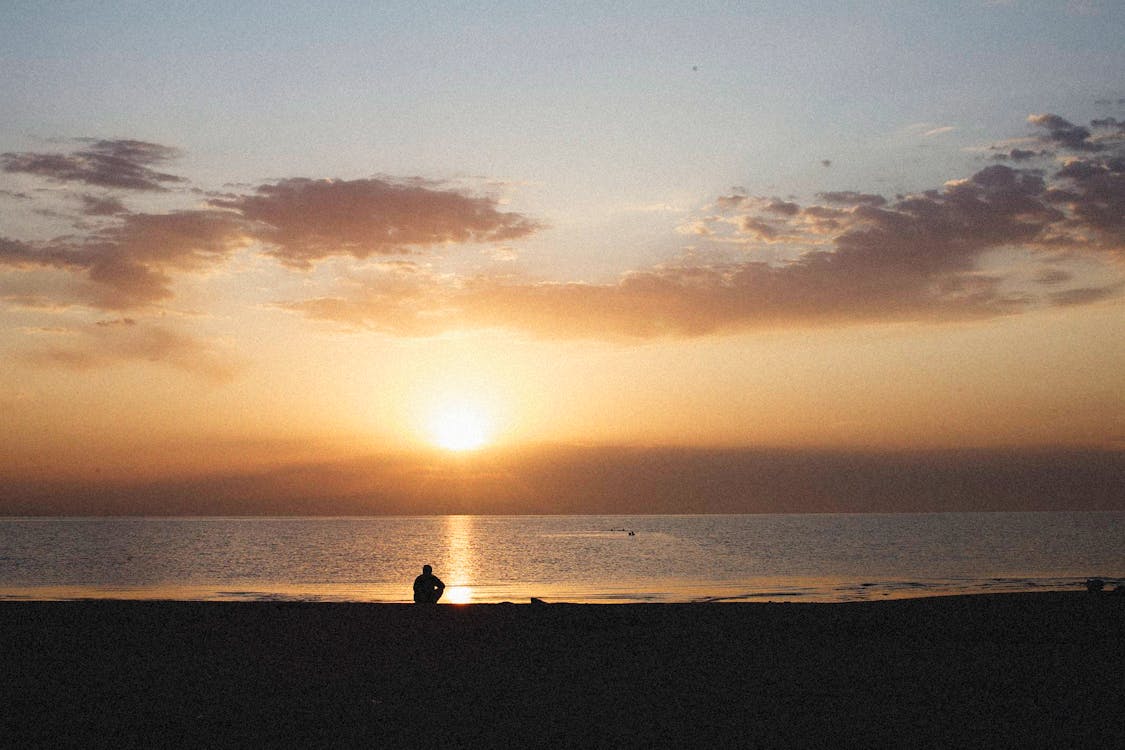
left=3, top=593, right=1122, bottom=748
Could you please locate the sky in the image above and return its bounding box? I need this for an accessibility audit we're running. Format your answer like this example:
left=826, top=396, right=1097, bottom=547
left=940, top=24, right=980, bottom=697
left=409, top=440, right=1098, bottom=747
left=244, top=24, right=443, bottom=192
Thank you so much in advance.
left=1, top=1, right=1124, bottom=514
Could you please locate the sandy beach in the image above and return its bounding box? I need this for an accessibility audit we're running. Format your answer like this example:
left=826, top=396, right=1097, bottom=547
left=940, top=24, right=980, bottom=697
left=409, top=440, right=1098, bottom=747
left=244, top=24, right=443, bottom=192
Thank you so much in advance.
left=2, top=593, right=1122, bottom=748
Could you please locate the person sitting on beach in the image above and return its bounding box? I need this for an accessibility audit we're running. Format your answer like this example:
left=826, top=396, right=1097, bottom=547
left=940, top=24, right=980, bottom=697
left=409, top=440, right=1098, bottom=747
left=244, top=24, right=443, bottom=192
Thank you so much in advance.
left=413, top=564, right=445, bottom=604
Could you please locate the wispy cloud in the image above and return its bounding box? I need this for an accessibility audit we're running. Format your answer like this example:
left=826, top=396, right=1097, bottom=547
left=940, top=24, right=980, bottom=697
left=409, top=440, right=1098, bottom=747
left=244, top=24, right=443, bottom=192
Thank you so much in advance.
left=1, top=164, right=542, bottom=311
left=78, top=194, right=128, bottom=216
left=902, top=122, right=957, bottom=139
left=283, top=114, right=1125, bottom=338
left=0, top=211, right=249, bottom=309
left=1, top=139, right=185, bottom=191
left=21, top=319, right=240, bottom=381
left=922, top=125, right=956, bottom=137
left=3, top=113, right=1124, bottom=347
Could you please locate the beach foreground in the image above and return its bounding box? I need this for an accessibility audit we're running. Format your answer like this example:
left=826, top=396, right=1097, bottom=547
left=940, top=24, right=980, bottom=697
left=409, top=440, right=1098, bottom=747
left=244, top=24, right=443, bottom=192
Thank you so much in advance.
left=3, top=593, right=1122, bottom=748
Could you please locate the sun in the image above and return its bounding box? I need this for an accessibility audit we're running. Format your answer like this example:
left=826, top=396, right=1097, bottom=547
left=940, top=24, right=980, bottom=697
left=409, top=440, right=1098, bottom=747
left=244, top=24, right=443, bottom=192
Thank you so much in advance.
left=427, top=401, right=494, bottom=451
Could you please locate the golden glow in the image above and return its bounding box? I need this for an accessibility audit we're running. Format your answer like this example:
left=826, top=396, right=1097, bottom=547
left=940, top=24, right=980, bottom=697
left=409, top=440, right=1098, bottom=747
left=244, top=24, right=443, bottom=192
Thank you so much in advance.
left=427, top=399, right=494, bottom=451
left=444, top=585, right=472, bottom=604
left=444, top=515, right=474, bottom=604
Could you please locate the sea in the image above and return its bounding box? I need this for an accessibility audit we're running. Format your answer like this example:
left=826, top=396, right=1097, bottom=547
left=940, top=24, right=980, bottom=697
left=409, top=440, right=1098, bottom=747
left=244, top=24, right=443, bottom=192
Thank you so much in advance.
left=1, top=513, right=1122, bottom=603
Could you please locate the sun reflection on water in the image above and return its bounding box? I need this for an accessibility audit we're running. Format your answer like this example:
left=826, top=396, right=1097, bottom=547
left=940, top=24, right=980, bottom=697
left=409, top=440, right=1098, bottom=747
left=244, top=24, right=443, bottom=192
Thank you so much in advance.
left=444, top=585, right=472, bottom=604
left=444, top=515, right=474, bottom=604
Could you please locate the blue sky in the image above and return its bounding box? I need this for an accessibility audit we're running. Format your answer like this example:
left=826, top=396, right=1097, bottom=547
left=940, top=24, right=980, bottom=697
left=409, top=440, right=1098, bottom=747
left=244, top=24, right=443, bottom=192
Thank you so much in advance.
left=6, top=2, right=1121, bottom=214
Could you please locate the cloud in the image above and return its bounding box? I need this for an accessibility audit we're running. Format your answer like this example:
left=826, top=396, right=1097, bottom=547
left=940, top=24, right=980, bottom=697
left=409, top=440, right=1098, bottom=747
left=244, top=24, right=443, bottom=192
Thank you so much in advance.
left=2, top=163, right=544, bottom=311
left=484, top=245, right=520, bottom=262
left=1034, top=268, right=1072, bottom=285
left=1029, top=113, right=1099, bottom=150
left=1047, top=284, right=1122, bottom=306
left=3, top=114, right=1123, bottom=339
left=1090, top=117, right=1125, bottom=132
left=737, top=218, right=779, bottom=241
left=79, top=194, right=129, bottom=216
left=1028, top=112, right=1125, bottom=154
left=0, top=139, right=185, bottom=191
left=208, top=177, right=541, bottom=268
left=283, top=130, right=1125, bottom=339
left=0, top=211, right=250, bottom=309
left=1046, top=158, right=1125, bottom=247
left=992, top=148, right=1043, bottom=162
left=923, top=126, right=956, bottom=137
left=277, top=262, right=464, bottom=336
left=21, top=320, right=239, bottom=381
left=715, top=192, right=748, bottom=210
left=453, top=257, right=1015, bottom=339
left=816, top=191, right=887, bottom=207
left=0, top=236, right=36, bottom=260
left=281, top=254, right=1015, bottom=340
left=763, top=200, right=801, bottom=216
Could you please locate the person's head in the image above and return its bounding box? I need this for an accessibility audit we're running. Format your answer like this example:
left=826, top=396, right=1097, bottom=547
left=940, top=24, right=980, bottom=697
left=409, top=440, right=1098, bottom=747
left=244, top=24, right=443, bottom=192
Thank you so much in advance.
left=423, top=564, right=432, bottom=575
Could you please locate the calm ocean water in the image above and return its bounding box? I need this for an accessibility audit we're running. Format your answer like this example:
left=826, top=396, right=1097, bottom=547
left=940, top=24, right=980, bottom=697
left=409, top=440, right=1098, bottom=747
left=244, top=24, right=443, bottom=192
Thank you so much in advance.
left=1, top=513, right=1122, bottom=603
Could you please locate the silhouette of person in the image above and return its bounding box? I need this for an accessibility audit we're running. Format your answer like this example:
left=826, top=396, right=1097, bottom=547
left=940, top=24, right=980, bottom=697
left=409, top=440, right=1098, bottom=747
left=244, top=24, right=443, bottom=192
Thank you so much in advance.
left=413, top=564, right=445, bottom=604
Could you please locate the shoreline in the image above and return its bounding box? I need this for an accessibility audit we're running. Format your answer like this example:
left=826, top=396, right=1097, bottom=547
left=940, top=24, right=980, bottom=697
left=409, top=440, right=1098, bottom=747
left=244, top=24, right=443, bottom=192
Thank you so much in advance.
left=4, top=592, right=1123, bottom=748
left=3, top=577, right=1118, bottom=605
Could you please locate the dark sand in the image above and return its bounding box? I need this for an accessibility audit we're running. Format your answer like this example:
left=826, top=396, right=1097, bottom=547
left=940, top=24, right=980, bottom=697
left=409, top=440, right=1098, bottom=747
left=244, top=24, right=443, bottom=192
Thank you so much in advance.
left=2, top=593, right=1122, bottom=749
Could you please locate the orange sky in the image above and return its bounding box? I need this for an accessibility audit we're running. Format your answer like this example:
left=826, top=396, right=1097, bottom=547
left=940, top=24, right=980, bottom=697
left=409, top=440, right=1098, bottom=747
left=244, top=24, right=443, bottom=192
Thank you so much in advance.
left=2, top=4, right=1124, bottom=514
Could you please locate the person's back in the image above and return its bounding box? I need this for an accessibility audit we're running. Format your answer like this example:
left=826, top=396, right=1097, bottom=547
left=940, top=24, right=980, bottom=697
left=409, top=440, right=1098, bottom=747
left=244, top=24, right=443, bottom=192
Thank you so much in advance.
left=413, top=564, right=444, bottom=604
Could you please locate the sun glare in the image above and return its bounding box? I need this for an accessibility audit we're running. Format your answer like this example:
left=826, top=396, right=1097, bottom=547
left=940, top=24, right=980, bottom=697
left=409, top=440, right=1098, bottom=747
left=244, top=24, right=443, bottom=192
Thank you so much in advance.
left=428, top=401, right=493, bottom=451
left=444, top=585, right=472, bottom=604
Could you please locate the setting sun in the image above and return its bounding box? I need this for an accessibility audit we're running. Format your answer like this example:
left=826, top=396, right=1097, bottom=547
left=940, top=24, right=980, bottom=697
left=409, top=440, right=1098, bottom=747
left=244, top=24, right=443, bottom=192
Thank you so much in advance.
left=427, top=401, right=493, bottom=451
